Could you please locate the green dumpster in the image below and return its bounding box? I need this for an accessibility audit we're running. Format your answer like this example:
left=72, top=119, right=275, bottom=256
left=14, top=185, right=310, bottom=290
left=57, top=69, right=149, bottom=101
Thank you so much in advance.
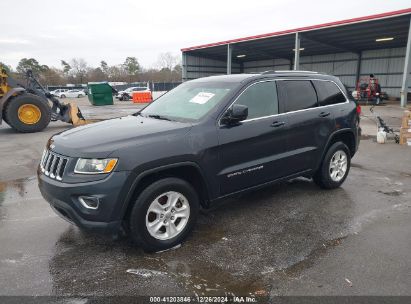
left=87, top=82, right=114, bottom=106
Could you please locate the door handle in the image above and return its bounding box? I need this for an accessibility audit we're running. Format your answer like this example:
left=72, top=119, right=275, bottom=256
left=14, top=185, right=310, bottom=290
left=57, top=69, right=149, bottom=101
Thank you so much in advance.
left=271, top=121, right=285, bottom=128
left=319, top=111, right=331, bottom=117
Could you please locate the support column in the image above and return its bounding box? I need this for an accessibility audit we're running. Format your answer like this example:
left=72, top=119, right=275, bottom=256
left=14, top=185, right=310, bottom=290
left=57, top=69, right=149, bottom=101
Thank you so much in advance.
left=355, top=51, right=362, bottom=86
left=182, top=52, right=187, bottom=82
left=400, top=17, right=411, bottom=107
left=227, top=44, right=232, bottom=75
left=294, top=32, right=301, bottom=70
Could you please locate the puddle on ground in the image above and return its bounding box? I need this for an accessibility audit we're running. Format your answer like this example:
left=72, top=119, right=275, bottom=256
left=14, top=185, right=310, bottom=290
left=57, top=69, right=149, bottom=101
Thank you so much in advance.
left=350, top=163, right=364, bottom=169
left=0, top=177, right=39, bottom=221
left=378, top=189, right=403, bottom=196
left=126, top=268, right=168, bottom=277
left=0, top=176, right=36, bottom=197
left=274, top=236, right=347, bottom=278
left=400, top=172, right=411, bottom=178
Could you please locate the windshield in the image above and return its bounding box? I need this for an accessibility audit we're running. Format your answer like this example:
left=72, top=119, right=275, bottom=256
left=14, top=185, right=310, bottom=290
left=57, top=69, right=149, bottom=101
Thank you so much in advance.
left=141, top=81, right=237, bottom=121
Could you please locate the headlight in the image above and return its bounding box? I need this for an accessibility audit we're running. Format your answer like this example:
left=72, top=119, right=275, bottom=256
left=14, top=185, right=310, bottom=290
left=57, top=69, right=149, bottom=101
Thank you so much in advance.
left=74, top=158, right=118, bottom=174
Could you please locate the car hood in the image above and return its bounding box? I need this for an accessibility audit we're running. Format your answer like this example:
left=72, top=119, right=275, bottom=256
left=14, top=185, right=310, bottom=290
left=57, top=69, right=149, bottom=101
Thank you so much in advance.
left=50, top=115, right=192, bottom=158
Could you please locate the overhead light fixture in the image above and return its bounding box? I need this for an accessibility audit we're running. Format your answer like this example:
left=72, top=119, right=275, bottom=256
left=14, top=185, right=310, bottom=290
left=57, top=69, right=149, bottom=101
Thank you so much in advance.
left=236, top=54, right=246, bottom=58
left=293, top=48, right=305, bottom=51
left=376, top=37, right=394, bottom=42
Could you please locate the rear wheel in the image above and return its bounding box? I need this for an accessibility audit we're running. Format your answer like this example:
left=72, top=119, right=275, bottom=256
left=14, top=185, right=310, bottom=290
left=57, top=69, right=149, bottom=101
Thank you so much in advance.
left=129, top=178, right=200, bottom=252
left=4, top=93, right=51, bottom=133
left=313, top=142, right=351, bottom=189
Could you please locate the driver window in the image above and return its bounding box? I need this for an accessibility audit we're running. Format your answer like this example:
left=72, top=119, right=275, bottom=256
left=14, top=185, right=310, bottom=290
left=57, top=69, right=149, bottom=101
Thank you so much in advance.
left=234, top=81, right=278, bottom=120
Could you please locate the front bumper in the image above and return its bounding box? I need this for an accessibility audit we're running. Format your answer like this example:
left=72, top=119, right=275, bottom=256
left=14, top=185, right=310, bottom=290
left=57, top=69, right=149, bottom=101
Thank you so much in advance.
left=38, top=169, right=133, bottom=234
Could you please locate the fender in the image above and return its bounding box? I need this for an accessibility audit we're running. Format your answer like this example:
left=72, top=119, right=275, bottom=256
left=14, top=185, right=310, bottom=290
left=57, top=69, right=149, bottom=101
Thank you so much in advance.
left=119, top=161, right=211, bottom=219
left=317, top=128, right=356, bottom=170
left=0, top=87, right=25, bottom=124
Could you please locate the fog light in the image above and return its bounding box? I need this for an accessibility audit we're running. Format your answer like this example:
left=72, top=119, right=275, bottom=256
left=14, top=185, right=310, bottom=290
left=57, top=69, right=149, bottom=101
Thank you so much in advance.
left=78, top=196, right=100, bottom=210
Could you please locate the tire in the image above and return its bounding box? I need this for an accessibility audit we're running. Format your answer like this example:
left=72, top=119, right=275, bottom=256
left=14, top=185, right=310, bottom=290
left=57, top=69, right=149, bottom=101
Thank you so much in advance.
left=60, top=94, right=66, bottom=98
left=123, top=94, right=130, bottom=101
left=313, top=141, right=351, bottom=189
left=2, top=109, right=10, bottom=125
left=4, top=93, right=51, bottom=133
left=77, top=94, right=82, bottom=98
left=129, top=177, right=200, bottom=252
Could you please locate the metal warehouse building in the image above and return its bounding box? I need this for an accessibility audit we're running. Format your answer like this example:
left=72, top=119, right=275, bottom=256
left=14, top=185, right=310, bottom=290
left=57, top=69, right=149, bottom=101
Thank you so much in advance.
left=181, top=8, right=411, bottom=107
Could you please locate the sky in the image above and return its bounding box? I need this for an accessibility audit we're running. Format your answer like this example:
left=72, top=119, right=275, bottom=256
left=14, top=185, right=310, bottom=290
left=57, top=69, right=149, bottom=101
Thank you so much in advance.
left=1, top=0, right=410, bottom=70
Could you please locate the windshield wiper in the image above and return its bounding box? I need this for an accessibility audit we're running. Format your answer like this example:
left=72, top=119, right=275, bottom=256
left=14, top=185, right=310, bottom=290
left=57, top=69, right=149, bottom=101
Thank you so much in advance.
left=147, top=114, right=172, bottom=121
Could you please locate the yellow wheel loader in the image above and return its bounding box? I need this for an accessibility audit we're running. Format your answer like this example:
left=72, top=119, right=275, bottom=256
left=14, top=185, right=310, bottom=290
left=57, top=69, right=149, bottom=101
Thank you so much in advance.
left=0, top=66, right=88, bottom=133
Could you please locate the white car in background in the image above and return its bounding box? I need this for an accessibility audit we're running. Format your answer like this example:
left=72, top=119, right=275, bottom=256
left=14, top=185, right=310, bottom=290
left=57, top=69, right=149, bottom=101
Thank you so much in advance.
left=50, top=89, right=69, bottom=96
left=116, top=86, right=149, bottom=101
left=55, top=89, right=86, bottom=98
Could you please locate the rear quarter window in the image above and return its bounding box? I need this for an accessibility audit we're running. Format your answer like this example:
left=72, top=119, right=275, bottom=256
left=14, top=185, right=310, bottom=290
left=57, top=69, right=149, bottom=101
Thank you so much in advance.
left=312, top=80, right=346, bottom=106
left=277, top=80, right=317, bottom=112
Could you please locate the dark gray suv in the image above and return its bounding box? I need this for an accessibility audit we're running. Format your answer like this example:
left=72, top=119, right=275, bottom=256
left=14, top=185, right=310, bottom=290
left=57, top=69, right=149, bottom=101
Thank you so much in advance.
left=38, top=71, right=361, bottom=251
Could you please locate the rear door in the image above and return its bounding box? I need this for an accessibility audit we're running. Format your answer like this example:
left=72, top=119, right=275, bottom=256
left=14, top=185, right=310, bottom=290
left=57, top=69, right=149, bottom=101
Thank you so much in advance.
left=217, top=80, right=289, bottom=195
left=276, top=79, right=336, bottom=174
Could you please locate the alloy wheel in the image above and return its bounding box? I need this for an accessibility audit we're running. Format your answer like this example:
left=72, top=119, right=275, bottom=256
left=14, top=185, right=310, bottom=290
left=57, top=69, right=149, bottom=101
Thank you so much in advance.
left=145, top=191, right=190, bottom=240
left=329, top=150, right=348, bottom=182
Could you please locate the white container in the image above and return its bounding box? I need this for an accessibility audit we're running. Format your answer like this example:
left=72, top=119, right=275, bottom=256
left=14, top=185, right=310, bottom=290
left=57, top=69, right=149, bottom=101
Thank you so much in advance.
left=377, top=128, right=387, bottom=144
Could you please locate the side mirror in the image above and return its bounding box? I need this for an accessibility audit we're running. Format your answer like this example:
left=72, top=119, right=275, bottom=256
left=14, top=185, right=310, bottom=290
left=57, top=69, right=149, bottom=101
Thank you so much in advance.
left=222, top=104, right=248, bottom=125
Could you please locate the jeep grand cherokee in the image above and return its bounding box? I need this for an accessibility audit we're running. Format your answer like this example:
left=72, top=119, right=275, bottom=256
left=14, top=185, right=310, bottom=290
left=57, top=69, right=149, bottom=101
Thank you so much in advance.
left=38, top=71, right=361, bottom=251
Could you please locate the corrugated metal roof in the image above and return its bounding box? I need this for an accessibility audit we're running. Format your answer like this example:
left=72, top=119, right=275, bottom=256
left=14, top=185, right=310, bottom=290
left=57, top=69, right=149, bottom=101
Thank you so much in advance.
left=181, top=8, right=411, bottom=53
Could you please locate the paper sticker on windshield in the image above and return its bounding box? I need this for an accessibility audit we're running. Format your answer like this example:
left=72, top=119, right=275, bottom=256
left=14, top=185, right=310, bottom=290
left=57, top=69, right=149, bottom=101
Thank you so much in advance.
left=189, top=92, right=215, bottom=104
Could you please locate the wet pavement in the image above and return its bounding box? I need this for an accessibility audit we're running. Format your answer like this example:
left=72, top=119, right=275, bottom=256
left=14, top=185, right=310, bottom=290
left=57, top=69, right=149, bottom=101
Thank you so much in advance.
left=0, top=138, right=410, bottom=298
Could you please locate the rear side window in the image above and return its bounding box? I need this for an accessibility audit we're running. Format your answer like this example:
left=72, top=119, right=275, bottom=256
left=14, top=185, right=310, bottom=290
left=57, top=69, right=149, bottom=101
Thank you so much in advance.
left=234, top=81, right=278, bottom=119
left=313, top=80, right=346, bottom=106
left=277, top=80, right=317, bottom=112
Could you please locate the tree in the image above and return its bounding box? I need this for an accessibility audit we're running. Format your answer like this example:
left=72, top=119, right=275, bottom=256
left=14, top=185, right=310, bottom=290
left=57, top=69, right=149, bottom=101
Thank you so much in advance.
left=61, top=60, right=71, bottom=75
left=0, top=62, right=12, bottom=73
left=173, top=64, right=182, bottom=74
left=156, top=52, right=180, bottom=71
left=100, top=60, right=109, bottom=75
left=41, top=68, right=65, bottom=85
left=108, top=65, right=128, bottom=82
left=155, top=53, right=181, bottom=82
left=88, top=67, right=106, bottom=82
left=70, top=58, right=88, bottom=84
left=16, top=58, right=47, bottom=75
left=123, top=57, right=140, bottom=81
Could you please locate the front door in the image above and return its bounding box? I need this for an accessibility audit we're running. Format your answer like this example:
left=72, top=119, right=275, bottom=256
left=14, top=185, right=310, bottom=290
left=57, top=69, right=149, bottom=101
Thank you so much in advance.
left=217, top=80, right=289, bottom=195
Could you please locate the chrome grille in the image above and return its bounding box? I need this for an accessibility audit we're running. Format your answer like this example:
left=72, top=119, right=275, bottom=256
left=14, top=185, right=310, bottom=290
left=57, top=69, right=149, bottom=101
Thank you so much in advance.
left=40, top=149, right=68, bottom=181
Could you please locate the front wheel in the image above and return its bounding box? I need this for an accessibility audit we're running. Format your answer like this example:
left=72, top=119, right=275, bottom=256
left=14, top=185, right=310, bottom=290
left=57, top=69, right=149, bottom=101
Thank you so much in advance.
left=123, top=94, right=130, bottom=101
left=4, top=93, right=51, bottom=133
left=129, top=178, right=200, bottom=252
left=313, top=142, right=351, bottom=189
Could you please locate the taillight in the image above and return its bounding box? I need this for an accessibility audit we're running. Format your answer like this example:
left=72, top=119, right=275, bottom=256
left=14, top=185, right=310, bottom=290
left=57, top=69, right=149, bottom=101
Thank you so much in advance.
left=356, top=104, right=362, bottom=115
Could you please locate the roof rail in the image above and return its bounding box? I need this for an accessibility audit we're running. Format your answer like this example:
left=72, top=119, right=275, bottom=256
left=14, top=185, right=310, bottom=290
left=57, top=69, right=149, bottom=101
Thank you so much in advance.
left=278, top=70, right=318, bottom=74
left=260, top=70, right=276, bottom=74
left=261, top=70, right=320, bottom=75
